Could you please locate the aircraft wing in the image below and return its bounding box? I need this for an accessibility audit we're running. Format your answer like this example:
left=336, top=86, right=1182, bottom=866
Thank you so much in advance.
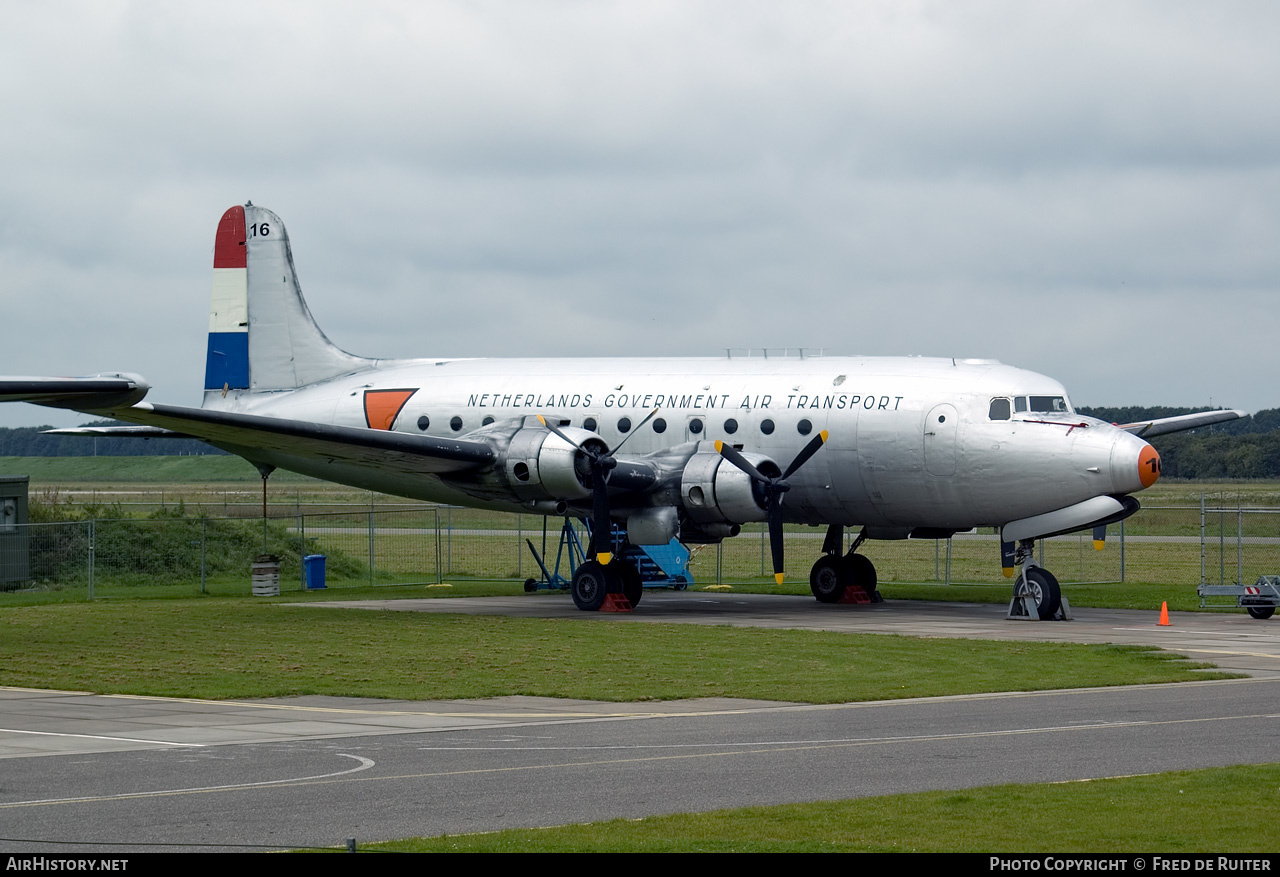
left=102, top=403, right=496, bottom=476
left=1118, top=409, right=1247, bottom=439
left=45, top=425, right=192, bottom=438
left=0, top=375, right=149, bottom=409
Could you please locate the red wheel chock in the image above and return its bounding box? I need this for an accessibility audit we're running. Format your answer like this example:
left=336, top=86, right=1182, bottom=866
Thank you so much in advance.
left=838, top=586, right=872, bottom=604
left=600, top=593, right=634, bottom=612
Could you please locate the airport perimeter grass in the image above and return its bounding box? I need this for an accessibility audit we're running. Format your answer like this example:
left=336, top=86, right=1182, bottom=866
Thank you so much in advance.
left=367, top=764, right=1280, bottom=852
left=0, top=599, right=1231, bottom=702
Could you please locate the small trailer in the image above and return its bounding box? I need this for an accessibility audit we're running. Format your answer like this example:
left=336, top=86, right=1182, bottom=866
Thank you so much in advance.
left=1197, top=575, right=1280, bottom=619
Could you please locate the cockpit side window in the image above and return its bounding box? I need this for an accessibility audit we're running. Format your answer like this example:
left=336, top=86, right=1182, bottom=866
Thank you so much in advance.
left=1028, top=395, right=1070, bottom=413
left=1014, top=396, right=1028, bottom=413
left=989, top=398, right=1012, bottom=420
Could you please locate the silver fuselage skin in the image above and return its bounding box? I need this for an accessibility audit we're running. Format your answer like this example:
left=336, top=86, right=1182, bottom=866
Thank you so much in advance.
left=205, top=354, right=1154, bottom=530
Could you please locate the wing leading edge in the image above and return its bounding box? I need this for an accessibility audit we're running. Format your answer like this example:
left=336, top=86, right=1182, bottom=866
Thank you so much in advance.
left=104, top=403, right=495, bottom=476
left=1118, top=409, right=1247, bottom=439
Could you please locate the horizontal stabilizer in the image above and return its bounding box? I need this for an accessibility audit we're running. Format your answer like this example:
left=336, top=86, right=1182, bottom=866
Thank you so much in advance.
left=44, top=426, right=190, bottom=439
left=0, top=374, right=150, bottom=410
left=108, top=403, right=495, bottom=476
left=1119, top=409, right=1246, bottom=438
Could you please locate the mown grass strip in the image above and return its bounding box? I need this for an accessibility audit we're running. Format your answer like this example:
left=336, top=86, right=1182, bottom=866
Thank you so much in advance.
left=0, top=600, right=1232, bottom=702
left=366, top=764, right=1280, bottom=852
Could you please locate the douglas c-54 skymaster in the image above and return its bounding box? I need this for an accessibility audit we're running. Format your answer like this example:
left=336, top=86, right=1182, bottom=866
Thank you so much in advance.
left=0, top=204, right=1244, bottom=616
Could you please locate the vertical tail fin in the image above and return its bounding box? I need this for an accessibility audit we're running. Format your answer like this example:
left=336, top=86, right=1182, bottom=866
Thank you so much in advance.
left=203, top=203, right=372, bottom=401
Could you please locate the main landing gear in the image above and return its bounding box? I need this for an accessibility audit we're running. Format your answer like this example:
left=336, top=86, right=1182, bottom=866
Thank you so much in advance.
left=1007, top=539, right=1066, bottom=621
left=808, top=526, right=882, bottom=605
left=570, top=559, right=643, bottom=612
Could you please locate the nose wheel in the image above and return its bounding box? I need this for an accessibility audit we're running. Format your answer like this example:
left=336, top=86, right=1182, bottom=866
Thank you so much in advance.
left=1007, top=539, right=1065, bottom=620
left=1014, top=566, right=1062, bottom=620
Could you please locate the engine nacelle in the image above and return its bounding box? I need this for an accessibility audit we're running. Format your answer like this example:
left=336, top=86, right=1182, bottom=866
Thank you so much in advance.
left=503, top=425, right=606, bottom=502
left=680, top=447, right=778, bottom=525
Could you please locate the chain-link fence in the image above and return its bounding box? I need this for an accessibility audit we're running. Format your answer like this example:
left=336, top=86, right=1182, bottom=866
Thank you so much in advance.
left=3, top=501, right=1279, bottom=597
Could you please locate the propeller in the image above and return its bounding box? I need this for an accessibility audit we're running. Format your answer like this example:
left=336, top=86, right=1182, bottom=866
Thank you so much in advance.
left=536, top=409, right=658, bottom=565
left=715, top=430, right=829, bottom=584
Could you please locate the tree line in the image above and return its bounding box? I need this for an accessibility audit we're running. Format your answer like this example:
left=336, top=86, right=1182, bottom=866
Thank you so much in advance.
left=0, top=421, right=227, bottom=457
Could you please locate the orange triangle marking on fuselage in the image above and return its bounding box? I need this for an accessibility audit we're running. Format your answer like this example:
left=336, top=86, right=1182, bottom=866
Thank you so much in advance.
left=363, top=389, right=418, bottom=431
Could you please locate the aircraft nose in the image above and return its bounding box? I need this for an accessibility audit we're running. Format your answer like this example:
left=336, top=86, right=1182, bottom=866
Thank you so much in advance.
left=1110, top=433, right=1160, bottom=493
left=1138, top=444, right=1161, bottom=488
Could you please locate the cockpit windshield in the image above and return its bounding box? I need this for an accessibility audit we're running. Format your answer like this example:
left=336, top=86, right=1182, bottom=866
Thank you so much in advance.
left=988, top=395, right=1072, bottom=420
left=1027, top=395, right=1070, bottom=413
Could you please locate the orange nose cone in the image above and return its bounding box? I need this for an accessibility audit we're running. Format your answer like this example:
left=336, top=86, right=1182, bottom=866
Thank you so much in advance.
left=1139, top=445, right=1161, bottom=488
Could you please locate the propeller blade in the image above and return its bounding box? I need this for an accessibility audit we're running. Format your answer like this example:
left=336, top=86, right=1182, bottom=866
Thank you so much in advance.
left=612, top=407, right=660, bottom=455
left=1000, top=540, right=1016, bottom=578
left=714, top=440, right=769, bottom=484
left=592, top=465, right=614, bottom=564
left=768, top=498, right=785, bottom=584
left=1092, top=524, right=1107, bottom=551
left=537, top=415, right=616, bottom=564
left=536, top=414, right=587, bottom=453
left=716, top=431, right=834, bottom=586
left=781, top=430, right=829, bottom=480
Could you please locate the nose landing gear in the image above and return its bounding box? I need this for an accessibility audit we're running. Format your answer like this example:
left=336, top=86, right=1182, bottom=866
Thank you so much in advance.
left=1007, top=539, right=1069, bottom=621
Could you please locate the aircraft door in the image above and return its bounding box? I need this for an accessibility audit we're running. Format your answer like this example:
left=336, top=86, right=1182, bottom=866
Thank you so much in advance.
left=924, top=403, right=958, bottom=476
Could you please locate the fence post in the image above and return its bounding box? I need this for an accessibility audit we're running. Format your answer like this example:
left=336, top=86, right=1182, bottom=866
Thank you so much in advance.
left=1200, top=493, right=1206, bottom=586
left=87, top=518, right=95, bottom=600
left=1119, top=518, right=1126, bottom=583
left=299, top=513, right=306, bottom=591
left=1238, top=500, right=1243, bottom=586
left=368, top=510, right=375, bottom=587
left=1219, top=500, right=1225, bottom=587
left=717, top=541, right=723, bottom=586
left=434, top=508, right=442, bottom=584
left=945, top=538, right=952, bottom=585
left=517, top=514, right=522, bottom=579
left=200, top=517, right=207, bottom=595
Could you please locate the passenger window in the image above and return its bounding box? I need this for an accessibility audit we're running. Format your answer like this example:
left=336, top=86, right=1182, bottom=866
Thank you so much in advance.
left=989, top=398, right=1011, bottom=421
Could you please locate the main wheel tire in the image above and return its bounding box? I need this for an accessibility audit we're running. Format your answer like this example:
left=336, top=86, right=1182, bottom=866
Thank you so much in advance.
left=571, top=560, right=610, bottom=611
left=848, top=553, right=878, bottom=598
left=1016, top=567, right=1062, bottom=620
left=1247, top=606, right=1275, bottom=620
left=619, top=563, right=643, bottom=607
left=810, top=555, right=848, bottom=603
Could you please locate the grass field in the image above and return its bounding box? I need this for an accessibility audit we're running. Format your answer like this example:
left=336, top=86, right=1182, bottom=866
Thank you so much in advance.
left=0, top=599, right=1233, bottom=701
left=366, top=764, right=1280, bottom=852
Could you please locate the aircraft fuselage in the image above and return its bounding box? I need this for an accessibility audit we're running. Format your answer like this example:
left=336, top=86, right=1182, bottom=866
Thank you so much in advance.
left=206, top=353, right=1154, bottom=532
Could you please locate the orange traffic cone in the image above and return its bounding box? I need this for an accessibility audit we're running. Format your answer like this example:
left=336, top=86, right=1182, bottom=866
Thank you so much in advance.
left=1158, top=601, right=1170, bottom=626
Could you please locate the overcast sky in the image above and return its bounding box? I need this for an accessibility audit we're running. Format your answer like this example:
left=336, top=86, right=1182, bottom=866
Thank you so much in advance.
left=1, top=1, right=1277, bottom=428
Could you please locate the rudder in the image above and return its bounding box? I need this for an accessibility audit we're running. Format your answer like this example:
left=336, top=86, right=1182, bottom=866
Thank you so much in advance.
left=203, top=203, right=371, bottom=399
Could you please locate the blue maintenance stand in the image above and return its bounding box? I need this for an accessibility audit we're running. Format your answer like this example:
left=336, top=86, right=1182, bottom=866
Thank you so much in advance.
left=523, top=517, right=692, bottom=592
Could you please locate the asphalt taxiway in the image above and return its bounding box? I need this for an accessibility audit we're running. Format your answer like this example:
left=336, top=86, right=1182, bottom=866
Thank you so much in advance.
left=3, top=595, right=1279, bottom=852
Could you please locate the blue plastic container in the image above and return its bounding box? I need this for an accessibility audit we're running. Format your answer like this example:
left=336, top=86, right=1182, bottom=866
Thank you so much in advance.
left=304, top=554, right=327, bottom=590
